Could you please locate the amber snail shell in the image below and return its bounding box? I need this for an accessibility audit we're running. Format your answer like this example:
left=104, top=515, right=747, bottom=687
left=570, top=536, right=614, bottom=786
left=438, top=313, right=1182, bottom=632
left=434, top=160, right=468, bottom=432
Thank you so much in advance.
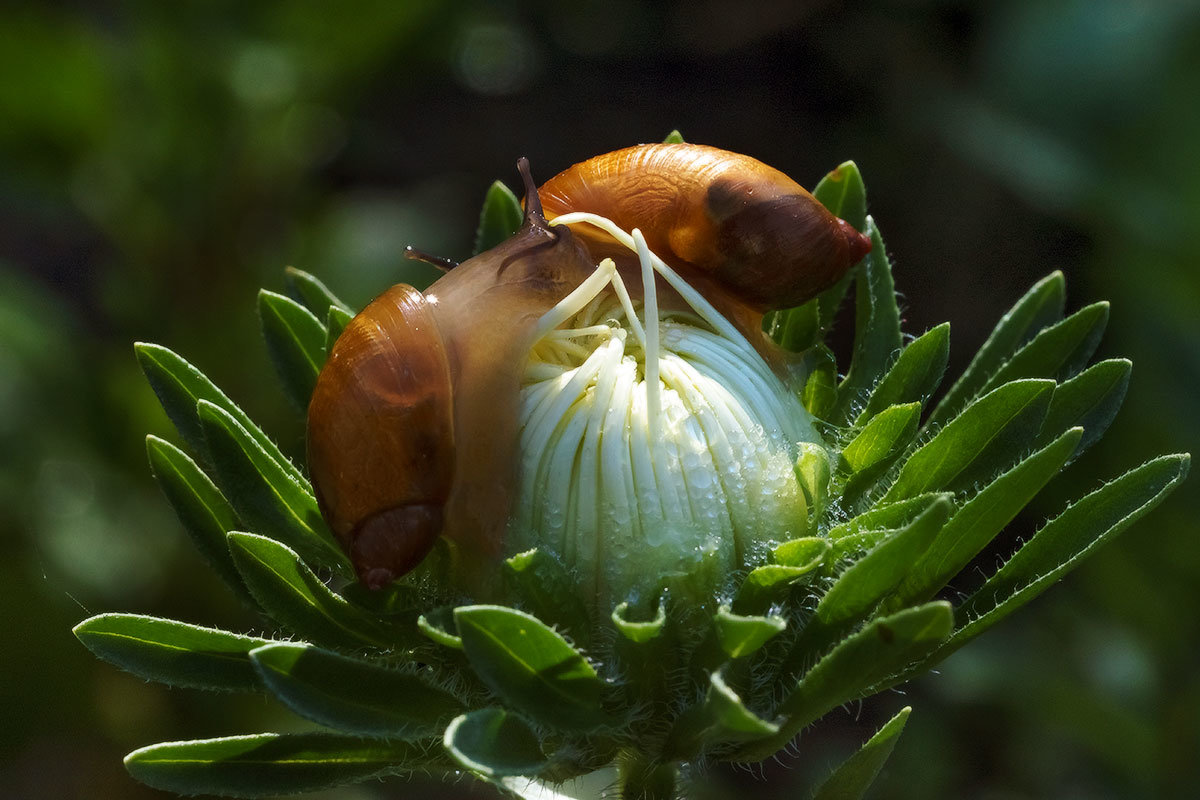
left=307, top=145, right=870, bottom=588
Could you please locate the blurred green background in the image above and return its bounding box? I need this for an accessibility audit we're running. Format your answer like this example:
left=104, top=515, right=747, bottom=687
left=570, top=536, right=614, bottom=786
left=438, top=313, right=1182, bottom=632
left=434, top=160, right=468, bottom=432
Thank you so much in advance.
left=2, top=1, right=1197, bottom=798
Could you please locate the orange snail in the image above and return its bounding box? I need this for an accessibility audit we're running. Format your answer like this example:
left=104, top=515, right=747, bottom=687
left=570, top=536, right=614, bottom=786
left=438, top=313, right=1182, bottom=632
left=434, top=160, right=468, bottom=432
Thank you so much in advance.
left=306, top=144, right=872, bottom=589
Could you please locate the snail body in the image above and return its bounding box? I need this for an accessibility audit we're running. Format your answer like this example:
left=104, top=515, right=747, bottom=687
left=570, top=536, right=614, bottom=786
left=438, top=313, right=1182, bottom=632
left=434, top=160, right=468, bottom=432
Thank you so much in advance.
left=308, top=144, right=870, bottom=588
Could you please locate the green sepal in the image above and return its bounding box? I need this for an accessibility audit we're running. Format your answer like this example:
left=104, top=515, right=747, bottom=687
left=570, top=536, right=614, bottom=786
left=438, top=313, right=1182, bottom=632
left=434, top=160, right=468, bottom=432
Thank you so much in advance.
left=227, top=532, right=398, bottom=650
left=882, top=379, right=1055, bottom=502
left=928, top=271, right=1065, bottom=428
left=73, top=613, right=269, bottom=693
left=505, top=549, right=594, bottom=649
left=284, top=266, right=353, bottom=317
left=418, top=607, right=464, bottom=650
left=454, top=605, right=611, bottom=730
left=813, top=160, right=867, bottom=234
left=839, top=402, right=921, bottom=504
left=977, top=301, right=1109, bottom=395
left=662, top=129, right=686, bottom=144
left=250, top=643, right=463, bottom=738
left=258, top=290, right=327, bottom=412
left=765, top=301, right=820, bottom=353
left=1036, top=358, right=1131, bottom=458
left=714, top=606, right=786, bottom=659
left=444, top=708, right=550, bottom=779
left=734, top=539, right=829, bottom=615
left=744, top=602, right=951, bottom=761
left=666, top=671, right=779, bottom=759
left=815, top=498, right=951, bottom=625
left=773, top=536, right=830, bottom=567
left=835, top=219, right=902, bottom=422
left=146, top=435, right=250, bottom=602
left=812, top=706, right=911, bottom=800
left=830, top=493, right=951, bottom=541
left=134, top=342, right=305, bottom=484
left=890, top=427, right=1083, bottom=608
left=124, top=732, right=444, bottom=798
left=325, top=305, right=353, bottom=354
left=795, top=442, right=832, bottom=519
left=801, top=344, right=839, bottom=418
left=474, top=180, right=524, bottom=256
left=198, top=400, right=349, bottom=574
left=612, top=599, right=667, bottom=644
left=858, top=323, right=950, bottom=422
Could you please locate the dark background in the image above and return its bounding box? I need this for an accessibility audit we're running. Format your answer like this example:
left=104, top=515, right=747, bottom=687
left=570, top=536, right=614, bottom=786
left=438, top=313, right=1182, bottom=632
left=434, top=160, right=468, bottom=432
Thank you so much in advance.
left=2, top=1, right=1198, bottom=798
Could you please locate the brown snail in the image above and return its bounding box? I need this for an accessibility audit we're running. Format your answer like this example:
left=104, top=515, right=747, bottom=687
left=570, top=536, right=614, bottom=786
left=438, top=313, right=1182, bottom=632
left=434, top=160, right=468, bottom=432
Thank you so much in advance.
left=307, top=144, right=871, bottom=589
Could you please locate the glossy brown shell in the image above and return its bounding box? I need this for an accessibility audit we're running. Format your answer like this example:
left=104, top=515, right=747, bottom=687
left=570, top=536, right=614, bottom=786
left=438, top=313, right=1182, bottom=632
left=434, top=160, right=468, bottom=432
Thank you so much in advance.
left=538, top=143, right=871, bottom=311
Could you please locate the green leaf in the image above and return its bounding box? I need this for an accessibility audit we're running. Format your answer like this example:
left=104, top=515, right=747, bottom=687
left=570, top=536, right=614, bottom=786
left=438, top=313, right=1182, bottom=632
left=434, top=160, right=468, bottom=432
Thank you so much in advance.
left=773, top=536, right=830, bottom=567
left=444, top=708, right=550, bottom=779
left=227, top=532, right=397, bottom=649
left=1036, top=359, right=1131, bottom=457
left=891, top=427, right=1083, bottom=608
left=662, top=129, right=686, bottom=144
left=977, top=302, right=1109, bottom=394
left=927, top=271, right=1065, bottom=428
left=284, top=266, right=353, bottom=317
left=859, top=323, right=950, bottom=422
left=829, top=493, right=951, bottom=540
left=325, top=305, right=353, bottom=354
left=612, top=599, right=667, bottom=644
left=839, top=403, right=921, bottom=503
left=801, top=344, right=840, bottom=418
left=836, top=219, right=902, bottom=422
left=74, top=613, right=268, bottom=692
left=953, top=454, right=1190, bottom=646
left=765, top=301, right=820, bottom=353
left=258, top=290, right=327, bottom=411
left=734, top=539, right=829, bottom=616
left=250, top=643, right=462, bottom=738
left=198, top=400, right=349, bottom=574
left=146, top=435, right=250, bottom=601
left=135, top=343, right=306, bottom=484
left=713, top=606, right=786, bottom=659
left=743, top=602, right=951, bottom=761
left=795, top=442, right=832, bottom=519
left=816, top=499, right=951, bottom=625
left=454, top=605, right=610, bottom=730
left=882, top=379, right=1055, bottom=502
left=811, top=161, right=868, bottom=332
left=474, top=180, right=524, bottom=256
left=813, top=706, right=911, bottom=800
left=124, top=733, right=442, bottom=798
left=505, top=549, right=593, bottom=650
left=666, top=671, right=779, bottom=758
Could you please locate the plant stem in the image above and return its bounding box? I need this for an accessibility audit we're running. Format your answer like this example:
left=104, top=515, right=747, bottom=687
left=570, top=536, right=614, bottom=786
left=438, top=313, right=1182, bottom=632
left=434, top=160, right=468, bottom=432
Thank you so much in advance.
left=616, top=752, right=677, bottom=800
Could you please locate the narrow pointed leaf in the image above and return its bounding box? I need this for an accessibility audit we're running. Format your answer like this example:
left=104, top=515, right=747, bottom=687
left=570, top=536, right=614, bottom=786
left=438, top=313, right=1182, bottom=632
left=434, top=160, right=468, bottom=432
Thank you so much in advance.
left=811, top=161, right=868, bottom=331
left=474, top=180, right=524, bottom=255
left=830, top=493, right=951, bottom=540
left=284, top=266, right=353, bottom=317
left=928, top=271, right=1065, bottom=428
left=817, top=499, right=951, bottom=625
left=741, top=603, right=951, bottom=761
left=74, top=613, right=268, bottom=692
left=198, top=400, right=349, bottom=574
left=813, top=706, right=911, bottom=800
left=146, top=435, right=250, bottom=600
left=765, top=301, right=820, bottom=353
left=667, top=671, right=778, bottom=758
left=135, top=343, right=305, bottom=484
left=773, top=537, right=830, bottom=568
left=662, top=129, right=686, bottom=143
left=801, top=344, right=839, bottom=418
left=258, top=290, right=327, bottom=410
left=892, top=427, right=1083, bottom=607
left=250, top=643, right=462, bottom=737
left=734, top=540, right=828, bottom=615
left=444, top=708, right=550, bottom=779
left=978, top=301, right=1109, bottom=394
left=954, top=454, right=1189, bottom=639
left=859, top=323, right=950, bottom=422
left=840, top=403, right=921, bottom=503
left=883, top=379, right=1054, bottom=502
left=836, top=219, right=902, bottom=421
left=714, top=606, right=786, bottom=659
left=227, top=532, right=398, bottom=649
left=795, top=442, right=832, bottom=517
left=325, top=305, right=353, bottom=354
left=1036, top=359, right=1131, bottom=457
left=454, top=605, right=609, bottom=730
left=124, top=733, right=443, bottom=798
left=506, top=549, right=593, bottom=649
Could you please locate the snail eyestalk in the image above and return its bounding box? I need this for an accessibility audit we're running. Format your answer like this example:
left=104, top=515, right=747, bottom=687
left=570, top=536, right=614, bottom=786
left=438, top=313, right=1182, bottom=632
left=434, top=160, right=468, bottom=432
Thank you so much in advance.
left=516, top=213, right=818, bottom=609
